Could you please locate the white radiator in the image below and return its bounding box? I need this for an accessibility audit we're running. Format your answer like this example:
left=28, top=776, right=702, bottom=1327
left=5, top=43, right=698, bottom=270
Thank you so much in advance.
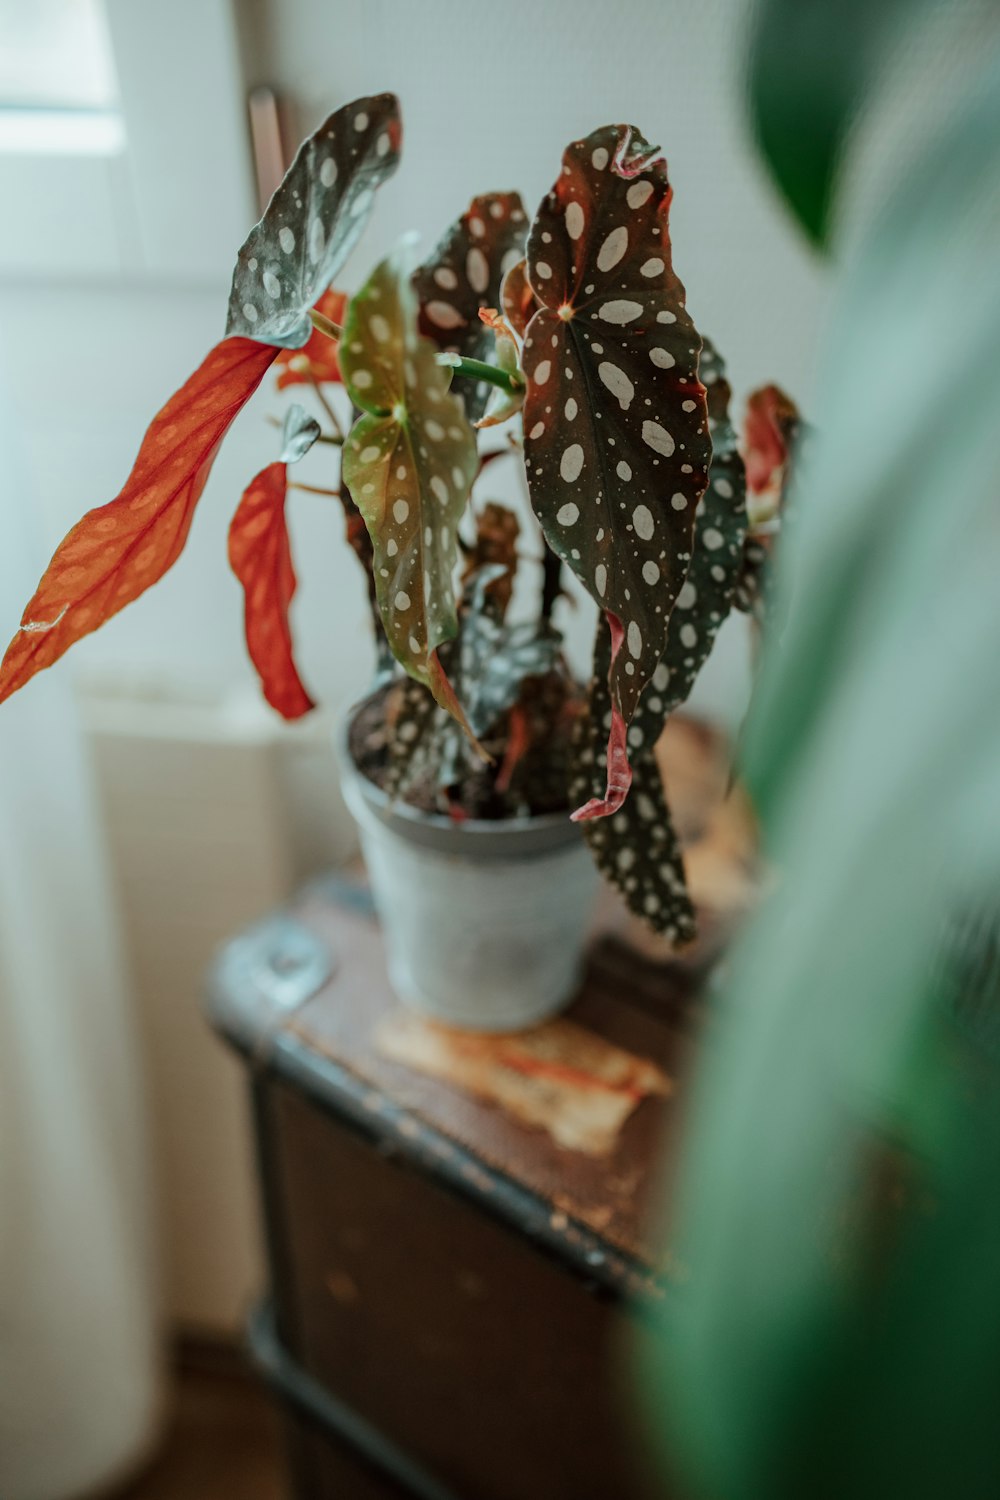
left=81, top=684, right=354, bottom=1333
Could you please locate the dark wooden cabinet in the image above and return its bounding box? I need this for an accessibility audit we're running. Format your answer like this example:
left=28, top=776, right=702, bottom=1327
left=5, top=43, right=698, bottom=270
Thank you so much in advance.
left=207, top=877, right=698, bottom=1499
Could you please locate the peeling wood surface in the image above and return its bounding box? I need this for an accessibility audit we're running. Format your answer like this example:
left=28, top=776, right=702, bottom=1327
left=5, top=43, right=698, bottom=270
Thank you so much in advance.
left=375, top=1008, right=671, bottom=1158
left=279, top=887, right=698, bottom=1270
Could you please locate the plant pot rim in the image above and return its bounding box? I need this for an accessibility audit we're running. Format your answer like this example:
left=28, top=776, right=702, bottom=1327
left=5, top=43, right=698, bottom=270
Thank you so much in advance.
left=336, top=706, right=583, bottom=859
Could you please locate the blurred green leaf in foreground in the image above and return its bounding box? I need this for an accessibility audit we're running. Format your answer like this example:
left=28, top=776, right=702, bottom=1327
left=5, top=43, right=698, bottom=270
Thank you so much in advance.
left=642, top=5, right=1000, bottom=1498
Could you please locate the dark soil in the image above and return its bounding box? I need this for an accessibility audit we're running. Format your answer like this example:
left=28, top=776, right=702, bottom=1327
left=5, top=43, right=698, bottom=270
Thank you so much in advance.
left=348, top=673, right=586, bottom=821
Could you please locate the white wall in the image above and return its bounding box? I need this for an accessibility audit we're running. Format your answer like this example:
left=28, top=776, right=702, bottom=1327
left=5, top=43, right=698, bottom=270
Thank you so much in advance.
left=0, top=0, right=831, bottom=725
left=240, top=0, right=830, bottom=404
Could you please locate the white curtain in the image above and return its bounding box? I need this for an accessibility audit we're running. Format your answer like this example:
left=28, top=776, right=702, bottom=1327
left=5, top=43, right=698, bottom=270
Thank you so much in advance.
left=0, top=344, right=162, bottom=1497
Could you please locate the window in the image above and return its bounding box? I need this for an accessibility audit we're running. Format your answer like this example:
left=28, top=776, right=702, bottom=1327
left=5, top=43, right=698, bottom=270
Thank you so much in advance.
left=0, top=0, right=254, bottom=280
left=0, top=0, right=117, bottom=112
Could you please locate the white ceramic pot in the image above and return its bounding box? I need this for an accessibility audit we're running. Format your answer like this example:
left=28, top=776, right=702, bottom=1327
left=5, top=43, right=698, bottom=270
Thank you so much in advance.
left=338, top=723, right=600, bottom=1031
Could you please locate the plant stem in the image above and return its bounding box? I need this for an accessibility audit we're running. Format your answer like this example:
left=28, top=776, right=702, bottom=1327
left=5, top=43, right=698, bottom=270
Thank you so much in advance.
left=436, top=352, right=524, bottom=396
left=311, top=377, right=344, bottom=439
left=310, top=308, right=344, bottom=341
left=289, top=481, right=341, bottom=496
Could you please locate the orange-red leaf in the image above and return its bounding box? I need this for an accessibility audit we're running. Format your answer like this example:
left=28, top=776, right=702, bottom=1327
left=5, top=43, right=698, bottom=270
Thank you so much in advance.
left=228, top=461, right=314, bottom=720
left=274, top=289, right=348, bottom=389
left=0, top=337, right=277, bottom=707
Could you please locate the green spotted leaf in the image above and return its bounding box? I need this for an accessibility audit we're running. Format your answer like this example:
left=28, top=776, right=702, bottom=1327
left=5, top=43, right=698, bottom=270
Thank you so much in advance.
left=340, top=251, right=479, bottom=729
left=413, top=192, right=528, bottom=421
left=522, top=122, right=711, bottom=817
left=226, top=93, right=402, bottom=349
left=572, top=335, right=747, bottom=937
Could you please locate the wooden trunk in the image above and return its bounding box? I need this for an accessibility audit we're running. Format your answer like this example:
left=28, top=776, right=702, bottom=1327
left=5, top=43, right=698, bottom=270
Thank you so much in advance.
left=207, top=875, right=702, bottom=1500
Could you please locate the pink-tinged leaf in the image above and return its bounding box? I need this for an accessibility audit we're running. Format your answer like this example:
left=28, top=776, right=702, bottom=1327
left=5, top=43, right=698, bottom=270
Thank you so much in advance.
left=735, top=383, right=803, bottom=624
left=228, top=461, right=314, bottom=721
left=521, top=123, right=712, bottom=816
left=744, top=382, right=800, bottom=496
left=226, top=94, right=402, bottom=350
left=571, top=655, right=696, bottom=942
left=571, top=612, right=633, bottom=820
left=340, top=251, right=481, bottom=745
left=413, top=192, right=528, bottom=420
left=0, top=337, right=277, bottom=707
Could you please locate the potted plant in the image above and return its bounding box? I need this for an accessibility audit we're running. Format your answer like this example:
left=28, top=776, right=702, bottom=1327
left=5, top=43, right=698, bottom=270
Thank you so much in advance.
left=0, top=92, right=799, bottom=1030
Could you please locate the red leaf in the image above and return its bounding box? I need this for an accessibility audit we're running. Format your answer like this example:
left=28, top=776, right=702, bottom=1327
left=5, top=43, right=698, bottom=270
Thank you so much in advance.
left=275, top=289, right=348, bottom=389
left=0, top=337, right=276, bottom=706
left=228, top=461, right=314, bottom=720
left=571, top=613, right=633, bottom=821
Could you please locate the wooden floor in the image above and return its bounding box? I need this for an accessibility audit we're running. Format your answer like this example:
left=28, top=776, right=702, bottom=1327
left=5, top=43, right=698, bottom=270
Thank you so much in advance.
left=117, top=1353, right=288, bottom=1500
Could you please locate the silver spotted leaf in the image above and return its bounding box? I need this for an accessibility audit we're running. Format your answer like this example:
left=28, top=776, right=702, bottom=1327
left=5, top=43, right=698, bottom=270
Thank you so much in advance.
left=456, top=566, right=563, bottom=738
left=278, top=402, right=321, bottom=464
left=384, top=675, right=443, bottom=802
left=570, top=616, right=695, bottom=941
left=340, top=250, right=479, bottom=730
left=413, top=193, right=528, bottom=421
left=572, top=335, right=746, bottom=938
left=226, top=93, right=402, bottom=349
left=521, top=122, right=711, bottom=816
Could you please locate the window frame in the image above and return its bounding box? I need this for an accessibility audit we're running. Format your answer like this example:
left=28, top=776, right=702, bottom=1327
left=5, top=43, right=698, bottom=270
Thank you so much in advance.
left=0, top=0, right=255, bottom=281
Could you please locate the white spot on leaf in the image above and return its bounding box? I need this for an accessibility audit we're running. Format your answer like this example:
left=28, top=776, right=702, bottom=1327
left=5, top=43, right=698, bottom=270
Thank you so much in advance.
left=598, top=300, right=643, bottom=325
left=633, top=504, right=654, bottom=540
left=627, top=180, right=654, bottom=209
left=466, top=247, right=489, bottom=294
left=598, top=362, right=634, bottom=409
left=642, top=420, right=675, bottom=456
left=426, top=301, right=464, bottom=329
left=596, top=225, right=628, bottom=272
left=560, top=444, right=584, bottom=482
